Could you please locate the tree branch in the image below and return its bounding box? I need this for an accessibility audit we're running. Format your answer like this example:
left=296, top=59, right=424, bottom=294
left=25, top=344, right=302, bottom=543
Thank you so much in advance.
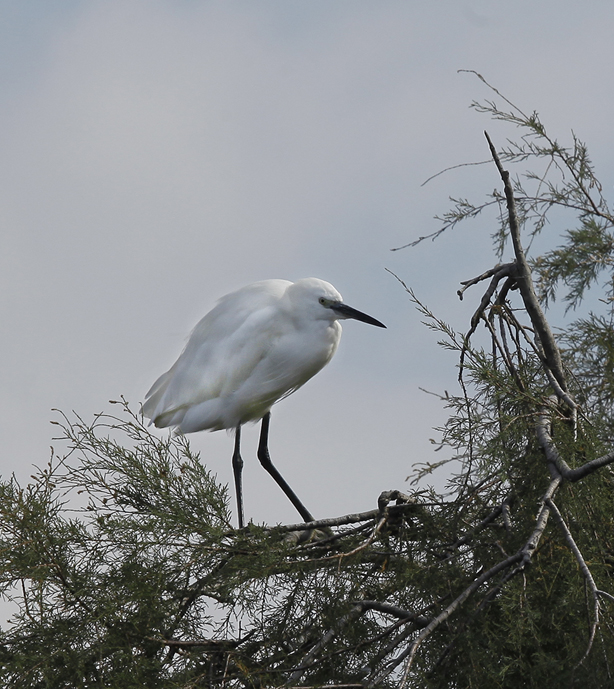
left=352, top=600, right=431, bottom=626
left=546, top=498, right=601, bottom=666
left=270, top=496, right=419, bottom=534
left=536, top=404, right=614, bottom=481
left=368, top=477, right=561, bottom=687
left=484, top=131, right=571, bottom=399
left=457, top=263, right=516, bottom=300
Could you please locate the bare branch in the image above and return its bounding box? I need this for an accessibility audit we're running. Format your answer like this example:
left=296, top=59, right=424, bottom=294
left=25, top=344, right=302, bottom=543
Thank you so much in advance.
left=147, top=636, right=244, bottom=649
left=484, top=131, right=571, bottom=399
left=457, top=263, right=515, bottom=300
left=269, top=507, right=398, bottom=534
left=597, top=590, right=614, bottom=604
left=546, top=498, right=601, bottom=666
left=536, top=404, right=614, bottom=481
left=352, top=600, right=431, bottom=626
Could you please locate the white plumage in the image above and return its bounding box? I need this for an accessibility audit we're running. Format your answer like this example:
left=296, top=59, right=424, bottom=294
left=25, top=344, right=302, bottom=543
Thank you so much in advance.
left=143, top=277, right=385, bottom=526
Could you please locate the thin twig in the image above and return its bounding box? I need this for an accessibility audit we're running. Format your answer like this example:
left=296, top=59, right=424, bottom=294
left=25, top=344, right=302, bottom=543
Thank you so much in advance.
left=421, top=159, right=491, bottom=187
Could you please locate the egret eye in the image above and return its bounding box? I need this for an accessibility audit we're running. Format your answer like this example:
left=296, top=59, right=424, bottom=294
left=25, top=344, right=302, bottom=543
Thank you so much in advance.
left=318, top=297, right=327, bottom=306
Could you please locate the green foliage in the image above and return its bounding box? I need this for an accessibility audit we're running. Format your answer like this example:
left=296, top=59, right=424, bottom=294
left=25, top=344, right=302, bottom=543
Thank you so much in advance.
left=3, top=79, right=614, bottom=687
left=0, top=403, right=451, bottom=687
left=429, top=72, right=614, bottom=312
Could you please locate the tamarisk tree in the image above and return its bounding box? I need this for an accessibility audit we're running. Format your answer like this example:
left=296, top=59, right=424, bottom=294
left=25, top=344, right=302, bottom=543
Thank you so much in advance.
left=2, top=79, right=614, bottom=687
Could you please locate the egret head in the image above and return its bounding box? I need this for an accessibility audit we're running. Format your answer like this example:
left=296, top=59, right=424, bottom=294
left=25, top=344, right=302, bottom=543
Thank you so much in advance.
left=287, top=278, right=386, bottom=328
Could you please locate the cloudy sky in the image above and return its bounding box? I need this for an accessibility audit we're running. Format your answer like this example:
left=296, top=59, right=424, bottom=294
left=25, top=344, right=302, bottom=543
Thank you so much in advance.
left=1, top=0, right=613, bottom=526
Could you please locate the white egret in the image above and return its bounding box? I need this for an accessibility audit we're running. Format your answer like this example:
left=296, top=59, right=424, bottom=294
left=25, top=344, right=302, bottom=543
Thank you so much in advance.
left=142, top=278, right=386, bottom=527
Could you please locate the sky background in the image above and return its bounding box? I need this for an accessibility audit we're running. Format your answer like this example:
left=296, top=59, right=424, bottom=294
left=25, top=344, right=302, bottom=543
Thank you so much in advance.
left=1, top=0, right=613, bottom=526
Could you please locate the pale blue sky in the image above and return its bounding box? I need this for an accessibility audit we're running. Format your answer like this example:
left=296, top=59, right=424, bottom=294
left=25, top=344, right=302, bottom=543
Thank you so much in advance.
left=1, top=0, right=613, bottom=524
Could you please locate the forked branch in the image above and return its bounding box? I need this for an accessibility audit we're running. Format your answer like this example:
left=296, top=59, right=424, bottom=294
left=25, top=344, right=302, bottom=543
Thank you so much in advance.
left=536, top=403, right=614, bottom=481
left=484, top=131, right=570, bottom=398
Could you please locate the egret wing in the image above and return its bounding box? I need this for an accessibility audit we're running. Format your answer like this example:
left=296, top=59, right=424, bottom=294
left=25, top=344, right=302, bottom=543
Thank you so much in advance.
left=230, top=321, right=341, bottom=411
left=143, top=280, right=291, bottom=428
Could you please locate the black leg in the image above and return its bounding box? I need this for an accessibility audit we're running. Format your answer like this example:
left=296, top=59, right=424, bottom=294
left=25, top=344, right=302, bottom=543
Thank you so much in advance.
left=257, top=412, right=315, bottom=523
left=232, top=425, right=245, bottom=528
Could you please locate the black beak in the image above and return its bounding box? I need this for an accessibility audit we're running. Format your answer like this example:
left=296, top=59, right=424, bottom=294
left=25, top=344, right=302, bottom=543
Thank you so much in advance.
left=331, top=303, right=386, bottom=328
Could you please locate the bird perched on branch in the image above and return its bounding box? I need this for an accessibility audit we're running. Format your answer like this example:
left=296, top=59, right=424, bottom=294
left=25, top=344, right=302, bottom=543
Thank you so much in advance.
left=143, top=277, right=386, bottom=527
